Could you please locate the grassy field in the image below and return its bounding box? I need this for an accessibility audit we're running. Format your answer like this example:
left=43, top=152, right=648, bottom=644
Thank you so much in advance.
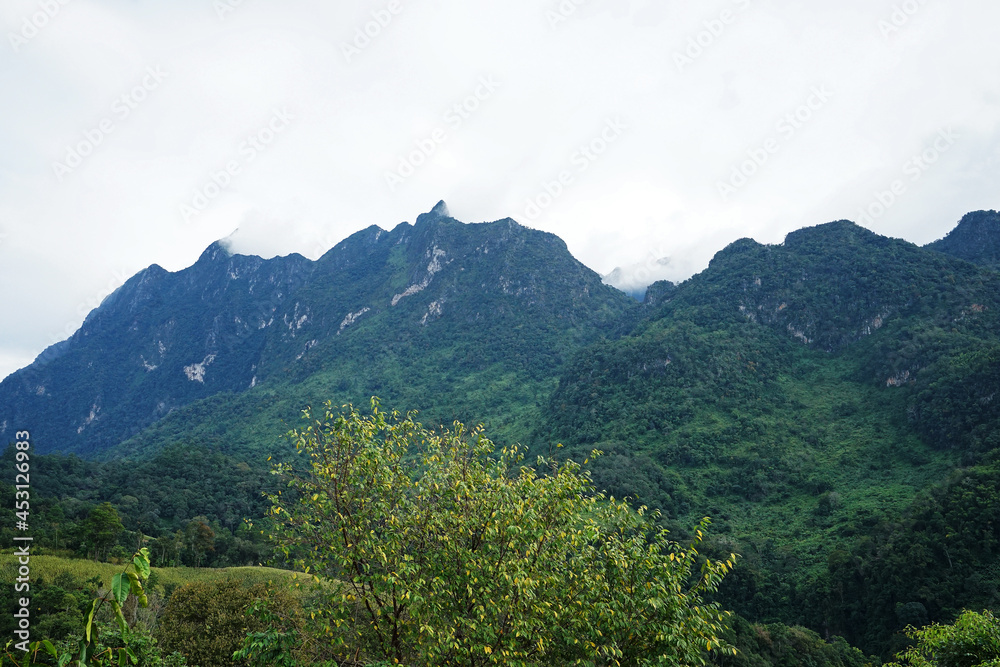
left=0, top=554, right=304, bottom=593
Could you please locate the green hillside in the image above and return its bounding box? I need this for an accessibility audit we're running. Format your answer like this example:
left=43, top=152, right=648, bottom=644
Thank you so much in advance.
left=535, top=220, right=1000, bottom=653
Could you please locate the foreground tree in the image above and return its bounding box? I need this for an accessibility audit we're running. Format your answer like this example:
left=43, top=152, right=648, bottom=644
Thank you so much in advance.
left=265, top=399, right=737, bottom=666
left=887, top=610, right=1000, bottom=667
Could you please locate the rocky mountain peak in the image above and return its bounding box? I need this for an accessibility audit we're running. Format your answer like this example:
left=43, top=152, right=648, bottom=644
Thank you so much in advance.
left=925, top=210, right=1000, bottom=269
left=196, top=240, right=233, bottom=264
left=415, top=200, right=452, bottom=227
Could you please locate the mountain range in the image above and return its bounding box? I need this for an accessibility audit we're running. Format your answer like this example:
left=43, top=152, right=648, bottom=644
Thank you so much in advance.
left=2, top=204, right=999, bottom=655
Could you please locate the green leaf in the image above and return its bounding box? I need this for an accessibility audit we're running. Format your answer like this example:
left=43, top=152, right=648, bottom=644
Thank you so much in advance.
left=112, top=600, right=128, bottom=637
left=125, top=647, right=138, bottom=665
left=41, top=639, right=58, bottom=658
left=126, top=572, right=147, bottom=607
left=76, top=638, right=90, bottom=667
left=111, top=573, right=128, bottom=607
left=84, top=599, right=98, bottom=643
left=133, top=549, right=151, bottom=581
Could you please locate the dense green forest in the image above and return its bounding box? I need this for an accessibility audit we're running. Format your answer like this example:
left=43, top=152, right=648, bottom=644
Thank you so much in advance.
left=0, top=445, right=275, bottom=569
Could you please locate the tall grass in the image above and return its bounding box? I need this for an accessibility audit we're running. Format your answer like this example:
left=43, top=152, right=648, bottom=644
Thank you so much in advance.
left=0, top=555, right=300, bottom=592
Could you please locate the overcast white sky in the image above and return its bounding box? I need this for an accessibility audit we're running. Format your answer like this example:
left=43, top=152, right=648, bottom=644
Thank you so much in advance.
left=1, top=0, right=998, bottom=381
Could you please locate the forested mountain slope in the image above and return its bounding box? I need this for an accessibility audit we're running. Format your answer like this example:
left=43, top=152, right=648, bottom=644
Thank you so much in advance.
left=925, top=209, right=1000, bottom=270
left=0, top=202, right=635, bottom=457
left=535, top=219, right=1000, bottom=653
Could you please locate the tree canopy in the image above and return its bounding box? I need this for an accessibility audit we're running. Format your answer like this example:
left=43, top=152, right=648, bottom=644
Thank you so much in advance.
left=886, top=610, right=1000, bottom=667
left=82, top=502, right=124, bottom=562
left=265, top=400, right=737, bottom=666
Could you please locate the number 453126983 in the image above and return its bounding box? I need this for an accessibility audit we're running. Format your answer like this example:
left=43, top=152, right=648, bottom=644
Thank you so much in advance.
left=14, top=431, right=30, bottom=523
